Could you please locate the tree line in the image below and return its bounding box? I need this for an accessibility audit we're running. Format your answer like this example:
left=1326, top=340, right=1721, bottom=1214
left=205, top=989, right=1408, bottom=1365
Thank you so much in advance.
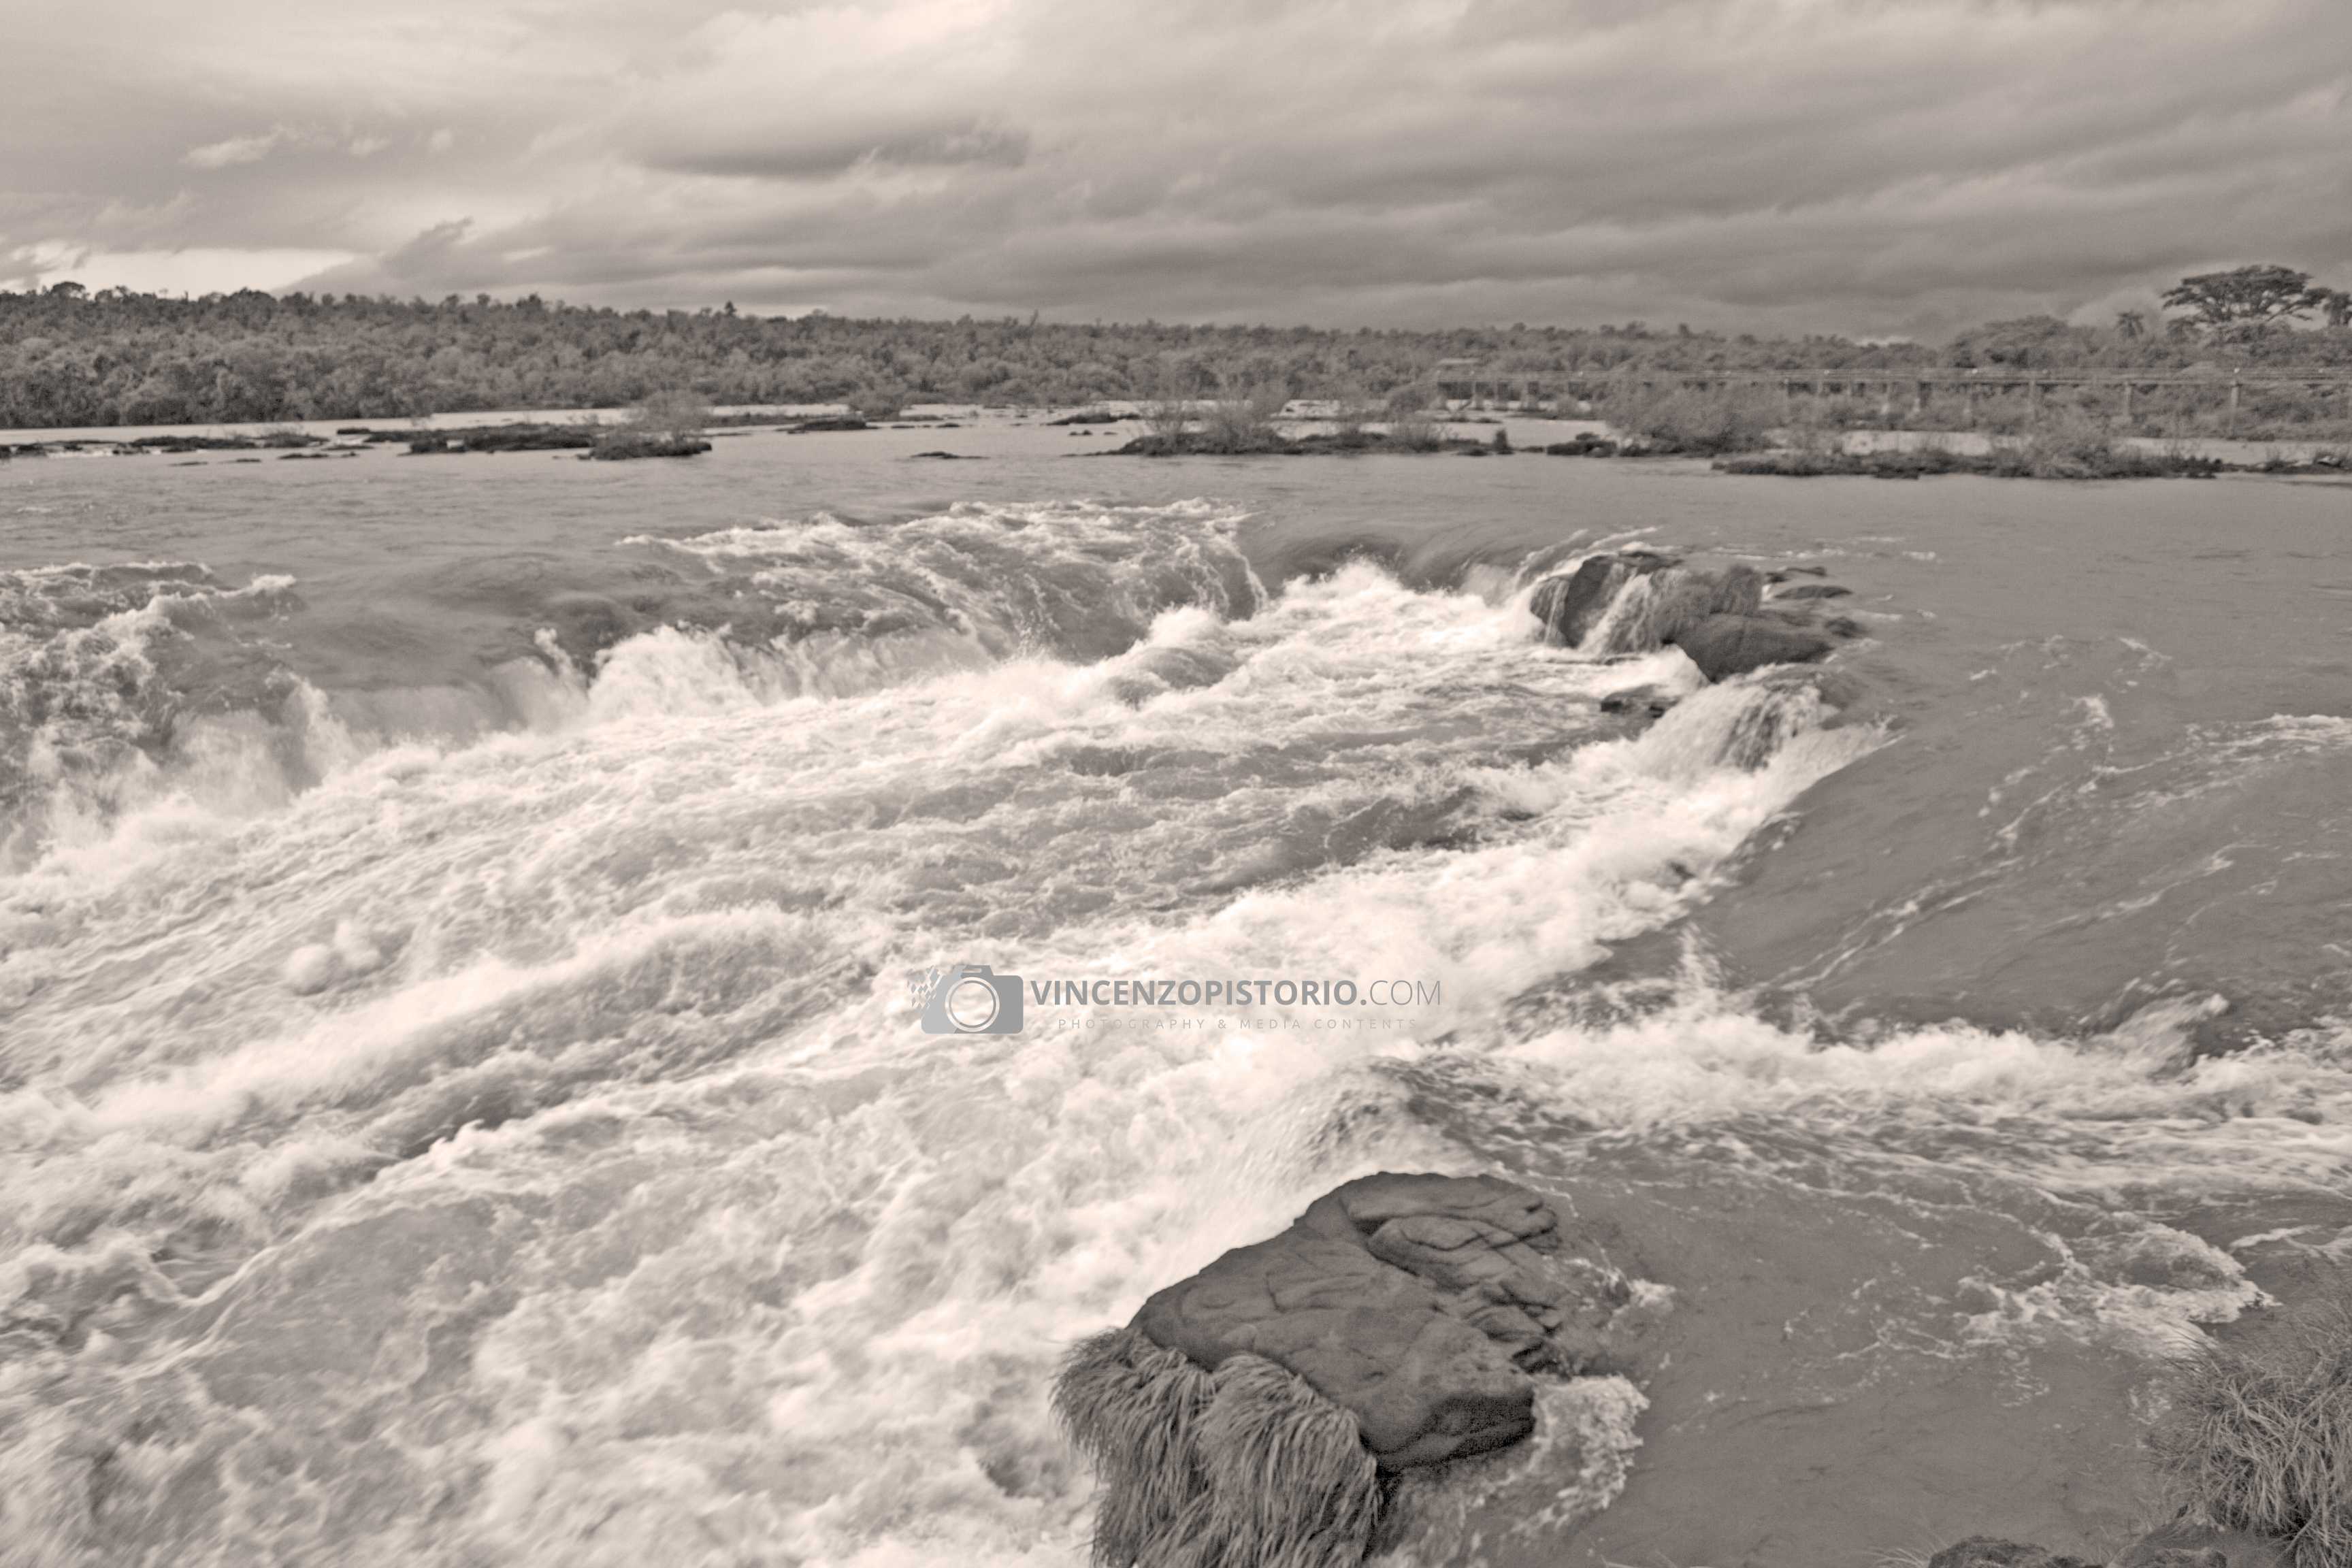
left=1, top=265, right=2346, bottom=430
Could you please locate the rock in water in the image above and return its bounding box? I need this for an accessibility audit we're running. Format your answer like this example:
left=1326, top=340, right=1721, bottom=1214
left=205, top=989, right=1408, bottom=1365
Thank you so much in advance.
left=1600, top=685, right=1677, bottom=717
left=1916, top=1523, right=2292, bottom=1568
left=1708, top=562, right=1767, bottom=617
left=1529, top=552, right=1677, bottom=647
left=1927, top=1540, right=2102, bottom=1568
left=1774, top=583, right=1852, bottom=600
left=1531, top=555, right=1767, bottom=654
left=1056, top=1173, right=1635, bottom=1566
left=2115, top=1524, right=2293, bottom=1568
left=1671, top=614, right=1836, bottom=681
left=1131, top=1174, right=1624, bottom=1466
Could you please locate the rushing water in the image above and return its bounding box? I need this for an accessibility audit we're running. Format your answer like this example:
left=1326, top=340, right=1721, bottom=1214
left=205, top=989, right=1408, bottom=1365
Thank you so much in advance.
left=2, top=415, right=2349, bottom=1568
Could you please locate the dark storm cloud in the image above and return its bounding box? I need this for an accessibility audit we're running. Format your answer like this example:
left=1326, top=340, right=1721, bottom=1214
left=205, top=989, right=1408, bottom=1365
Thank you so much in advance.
left=3, top=0, right=2347, bottom=332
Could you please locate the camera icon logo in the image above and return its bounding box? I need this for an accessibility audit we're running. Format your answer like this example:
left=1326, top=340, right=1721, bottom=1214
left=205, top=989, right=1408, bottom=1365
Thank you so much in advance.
left=917, top=963, right=1026, bottom=1035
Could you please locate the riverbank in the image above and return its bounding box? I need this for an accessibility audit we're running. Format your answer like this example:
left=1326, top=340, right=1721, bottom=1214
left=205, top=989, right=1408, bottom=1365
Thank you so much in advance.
left=12, top=404, right=2352, bottom=480
left=8, top=285, right=2352, bottom=441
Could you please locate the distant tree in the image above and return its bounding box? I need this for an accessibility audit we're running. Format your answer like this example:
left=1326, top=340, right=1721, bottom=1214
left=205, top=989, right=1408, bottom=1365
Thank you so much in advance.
left=1946, top=315, right=2095, bottom=369
left=2161, top=265, right=2329, bottom=338
left=849, top=383, right=908, bottom=419
left=2114, top=309, right=2147, bottom=340
left=4, top=278, right=2338, bottom=435
left=2325, top=290, right=2352, bottom=331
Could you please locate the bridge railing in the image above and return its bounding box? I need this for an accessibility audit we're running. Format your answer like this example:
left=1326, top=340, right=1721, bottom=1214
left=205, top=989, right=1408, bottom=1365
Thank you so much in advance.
left=1430, top=366, right=2352, bottom=434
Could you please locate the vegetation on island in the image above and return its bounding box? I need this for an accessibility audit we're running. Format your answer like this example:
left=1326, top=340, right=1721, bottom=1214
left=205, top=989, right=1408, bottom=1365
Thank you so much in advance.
left=398, top=392, right=715, bottom=459
left=1713, top=434, right=2237, bottom=480
left=3, top=265, right=2350, bottom=438
left=1111, top=390, right=1493, bottom=456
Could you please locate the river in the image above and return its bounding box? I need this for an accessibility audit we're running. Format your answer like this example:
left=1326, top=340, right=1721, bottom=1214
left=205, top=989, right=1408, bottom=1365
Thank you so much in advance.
left=2, top=413, right=2349, bottom=1567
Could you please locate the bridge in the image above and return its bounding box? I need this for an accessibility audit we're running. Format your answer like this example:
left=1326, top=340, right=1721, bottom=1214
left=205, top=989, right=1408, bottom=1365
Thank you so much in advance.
left=1431, top=362, right=2352, bottom=434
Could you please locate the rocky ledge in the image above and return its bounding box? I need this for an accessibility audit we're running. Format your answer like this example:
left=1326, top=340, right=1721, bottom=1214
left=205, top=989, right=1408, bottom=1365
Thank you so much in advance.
left=1529, top=551, right=1862, bottom=681
left=1054, top=1172, right=1637, bottom=1567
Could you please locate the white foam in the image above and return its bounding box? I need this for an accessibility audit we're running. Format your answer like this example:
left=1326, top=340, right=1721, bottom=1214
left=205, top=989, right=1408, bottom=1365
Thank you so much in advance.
left=1, top=543, right=2340, bottom=1567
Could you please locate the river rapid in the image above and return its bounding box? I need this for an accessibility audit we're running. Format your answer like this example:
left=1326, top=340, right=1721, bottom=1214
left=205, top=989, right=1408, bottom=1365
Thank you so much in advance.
left=2, top=414, right=2349, bottom=1567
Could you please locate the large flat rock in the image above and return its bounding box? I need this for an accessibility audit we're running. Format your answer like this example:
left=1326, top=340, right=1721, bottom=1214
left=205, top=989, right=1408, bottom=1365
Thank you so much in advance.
left=1671, top=612, right=1836, bottom=681
left=1132, top=1172, right=1627, bottom=1470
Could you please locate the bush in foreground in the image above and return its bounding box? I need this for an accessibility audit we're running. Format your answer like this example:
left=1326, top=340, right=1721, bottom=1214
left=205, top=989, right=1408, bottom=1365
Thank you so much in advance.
left=2149, top=1296, right=2352, bottom=1567
left=1054, top=1326, right=1382, bottom=1568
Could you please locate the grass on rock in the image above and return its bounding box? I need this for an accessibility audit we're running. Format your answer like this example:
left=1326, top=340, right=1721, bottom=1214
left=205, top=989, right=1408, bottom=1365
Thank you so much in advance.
left=2151, top=1296, right=2352, bottom=1568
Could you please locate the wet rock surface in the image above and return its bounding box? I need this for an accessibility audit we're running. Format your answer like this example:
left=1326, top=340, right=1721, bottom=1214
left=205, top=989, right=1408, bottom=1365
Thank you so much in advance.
left=1927, top=1525, right=2293, bottom=1568
left=1599, top=685, right=1677, bottom=717
left=1929, top=1539, right=2104, bottom=1568
left=1529, top=551, right=1678, bottom=647
left=1130, top=1172, right=1632, bottom=1470
left=1671, top=612, right=1838, bottom=681
left=1529, top=553, right=1859, bottom=684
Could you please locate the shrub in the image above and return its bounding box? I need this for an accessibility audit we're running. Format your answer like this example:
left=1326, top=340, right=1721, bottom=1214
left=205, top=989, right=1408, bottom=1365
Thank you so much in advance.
left=1385, top=412, right=1446, bottom=451
left=2149, top=1296, right=2352, bottom=1567
left=591, top=427, right=712, bottom=460
left=630, top=388, right=710, bottom=434
left=1328, top=391, right=1380, bottom=450
left=849, top=385, right=908, bottom=421
left=1604, top=383, right=1780, bottom=455
left=1132, top=393, right=1195, bottom=453
left=1196, top=388, right=1287, bottom=453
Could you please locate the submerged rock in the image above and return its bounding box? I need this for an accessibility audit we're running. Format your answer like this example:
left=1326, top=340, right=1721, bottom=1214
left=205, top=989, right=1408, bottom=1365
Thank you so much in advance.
left=1928, top=1539, right=2102, bottom=1568
left=2116, top=1525, right=2293, bottom=1568
left=1924, top=1524, right=2292, bottom=1568
left=1600, top=685, right=1678, bottom=717
left=1671, top=614, right=1836, bottom=682
left=1774, top=583, right=1852, bottom=600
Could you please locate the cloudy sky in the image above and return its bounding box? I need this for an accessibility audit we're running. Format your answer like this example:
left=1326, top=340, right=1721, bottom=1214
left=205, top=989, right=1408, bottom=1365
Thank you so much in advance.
left=3, top=0, right=2348, bottom=336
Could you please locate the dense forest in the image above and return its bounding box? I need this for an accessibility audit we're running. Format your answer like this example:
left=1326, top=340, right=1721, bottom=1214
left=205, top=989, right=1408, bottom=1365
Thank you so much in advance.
left=2, top=268, right=2349, bottom=429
